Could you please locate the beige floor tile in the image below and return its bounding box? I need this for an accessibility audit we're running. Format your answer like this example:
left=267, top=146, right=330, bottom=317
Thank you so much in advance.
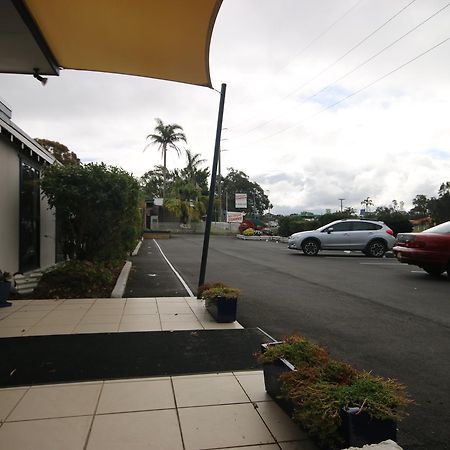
left=125, top=297, right=156, bottom=303
left=56, top=303, right=93, bottom=311
left=226, top=446, right=280, bottom=450
left=256, top=401, right=309, bottom=442
left=0, top=416, right=92, bottom=450
left=0, top=388, right=28, bottom=421
left=201, top=321, right=244, bottom=329
left=79, top=314, right=122, bottom=324
left=157, top=304, right=192, bottom=314
left=73, top=323, right=119, bottom=334
left=173, top=373, right=249, bottom=407
left=8, top=383, right=102, bottom=421
left=0, top=317, right=42, bottom=328
left=97, top=378, right=175, bottom=413
left=159, top=312, right=197, bottom=321
left=93, top=299, right=125, bottom=306
left=62, top=299, right=96, bottom=304
left=87, top=409, right=183, bottom=450
left=38, top=312, right=85, bottom=325
left=155, top=297, right=186, bottom=302
left=122, top=305, right=158, bottom=315
left=179, top=403, right=274, bottom=450
left=279, top=441, right=319, bottom=450
left=14, top=304, right=57, bottom=312
left=25, top=300, right=61, bottom=306
left=6, top=310, right=50, bottom=320
left=120, top=315, right=160, bottom=324
left=0, top=327, right=26, bottom=337
left=235, top=371, right=272, bottom=402
left=160, top=321, right=202, bottom=331
left=118, top=323, right=162, bottom=332
left=23, top=324, right=76, bottom=336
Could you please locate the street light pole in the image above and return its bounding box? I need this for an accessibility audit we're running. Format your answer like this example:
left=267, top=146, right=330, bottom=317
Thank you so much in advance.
left=339, top=198, right=345, bottom=212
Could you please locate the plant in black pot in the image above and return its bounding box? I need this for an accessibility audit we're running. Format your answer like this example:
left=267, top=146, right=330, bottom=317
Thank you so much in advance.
left=0, top=270, right=13, bottom=308
left=200, top=282, right=240, bottom=323
left=258, top=336, right=412, bottom=449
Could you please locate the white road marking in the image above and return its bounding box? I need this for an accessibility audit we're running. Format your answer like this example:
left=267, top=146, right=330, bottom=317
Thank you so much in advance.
left=152, top=239, right=195, bottom=297
left=360, top=262, right=402, bottom=265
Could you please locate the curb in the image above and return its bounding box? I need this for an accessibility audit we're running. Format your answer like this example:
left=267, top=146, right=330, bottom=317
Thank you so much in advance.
left=111, top=261, right=132, bottom=298
left=132, top=238, right=143, bottom=256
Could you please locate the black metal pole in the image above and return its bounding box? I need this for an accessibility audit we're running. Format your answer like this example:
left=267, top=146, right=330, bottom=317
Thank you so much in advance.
left=197, top=83, right=227, bottom=297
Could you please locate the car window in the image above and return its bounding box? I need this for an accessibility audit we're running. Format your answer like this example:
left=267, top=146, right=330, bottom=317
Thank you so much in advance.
left=327, top=222, right=352, bottom=232
left=352, top=222, right=382, bottom=231
left=423, top=221, right=450, bottom=234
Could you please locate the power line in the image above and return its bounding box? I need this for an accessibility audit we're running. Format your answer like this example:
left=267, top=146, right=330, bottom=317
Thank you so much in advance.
left=228, top=0, right=365, bottom=111
left=232, top=0, right=419, bottom=136
left=232, top=34, right=450, bottom=148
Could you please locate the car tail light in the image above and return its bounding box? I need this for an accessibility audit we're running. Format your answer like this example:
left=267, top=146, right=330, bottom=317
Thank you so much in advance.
left=386, top=229, right=394, bottom=236
left=400, top=236, right=426, bottom=248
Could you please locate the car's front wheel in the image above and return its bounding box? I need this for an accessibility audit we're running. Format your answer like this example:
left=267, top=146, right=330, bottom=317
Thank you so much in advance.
left=302, top=239, right=320, bottom=256
left=367, top=240, right=386, bottom=257
left=422, top=265, right=445, bottom=277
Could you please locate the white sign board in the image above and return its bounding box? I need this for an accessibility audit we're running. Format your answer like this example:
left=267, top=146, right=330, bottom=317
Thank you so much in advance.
left=226, top=211, right=244, bottom=223
left=235, top=193, right=247, bottom=209
left=154, top=197, right=163, bottom=206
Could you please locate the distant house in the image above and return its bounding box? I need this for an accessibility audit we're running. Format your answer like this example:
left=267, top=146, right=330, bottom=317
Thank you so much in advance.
left=0, top=99, right=57, bottom=274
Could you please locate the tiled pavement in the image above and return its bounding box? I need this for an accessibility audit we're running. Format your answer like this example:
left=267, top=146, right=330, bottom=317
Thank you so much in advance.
left=0, top=297, right=318, bottom=449
left=0, top=371, right=317, bottom=450
left=0, top=297, right=242, bottom=337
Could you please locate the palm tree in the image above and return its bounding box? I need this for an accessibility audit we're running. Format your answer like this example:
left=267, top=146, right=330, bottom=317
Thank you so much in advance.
left=361, top=196, right=374, bottom=212
left=145, top=118, right=187, bottom=201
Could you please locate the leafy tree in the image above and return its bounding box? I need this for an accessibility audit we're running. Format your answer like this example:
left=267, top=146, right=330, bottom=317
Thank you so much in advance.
left=221, top=168, right=270, bottom=216
left=316, top=210, right=357, bottom=227
left=41, top=163, right=141, bottom=261
left=36, top=139, right=80, bottom=165
left=428, top=182, right=450, bottom=224
left=144, top=118, right=186, bottom=200
left=409, top=194, right=430, bottom=218
left=180, top=149, right=209, bottom=198
left=371, top=205, right=412, bottom=236
left=140, top=165, right=172, bottom=199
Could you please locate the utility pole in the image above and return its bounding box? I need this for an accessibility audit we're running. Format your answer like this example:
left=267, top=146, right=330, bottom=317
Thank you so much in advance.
left=339, top=198, right=345, bottom=212
left=198, top=83, right=226, bottom=295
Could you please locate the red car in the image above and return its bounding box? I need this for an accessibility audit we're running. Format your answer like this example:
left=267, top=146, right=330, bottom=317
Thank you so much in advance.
left=393, top=220, right=450, bottom=276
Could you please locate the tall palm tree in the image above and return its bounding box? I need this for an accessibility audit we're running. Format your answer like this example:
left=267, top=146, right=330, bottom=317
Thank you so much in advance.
left=145, top=118, right=187, bottom=201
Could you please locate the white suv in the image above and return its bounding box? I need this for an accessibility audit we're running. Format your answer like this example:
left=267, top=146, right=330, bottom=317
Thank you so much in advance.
left=288, top=219, right=395, bottom=257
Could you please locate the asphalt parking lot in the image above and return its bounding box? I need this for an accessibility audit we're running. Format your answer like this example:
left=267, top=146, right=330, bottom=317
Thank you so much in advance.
left=156, top=234, right=450, bottom=450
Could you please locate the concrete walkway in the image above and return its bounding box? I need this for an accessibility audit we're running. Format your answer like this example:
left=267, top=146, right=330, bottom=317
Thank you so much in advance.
left=0, top=297, right=317, bottom=449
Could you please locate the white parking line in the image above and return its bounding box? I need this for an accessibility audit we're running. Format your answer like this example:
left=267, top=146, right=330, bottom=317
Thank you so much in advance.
left=360, top=262, right=402, bottom=265
left=153, top=239, right=195, bottom=298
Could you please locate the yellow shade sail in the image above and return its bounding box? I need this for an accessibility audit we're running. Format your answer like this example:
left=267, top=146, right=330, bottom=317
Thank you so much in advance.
left=1, top=0, right=222, bottom=87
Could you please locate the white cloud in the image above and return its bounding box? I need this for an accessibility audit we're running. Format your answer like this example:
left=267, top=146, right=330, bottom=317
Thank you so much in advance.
left=1, top=0, right=449, bottom=214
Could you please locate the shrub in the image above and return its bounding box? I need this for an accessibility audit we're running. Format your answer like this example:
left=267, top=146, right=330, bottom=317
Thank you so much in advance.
left=33, top=260, right=122, bottom=299
left=201, top=285, right=240, bottom=302
left=259, top=335, right=412, bottom=449
left=41, top=163, right=141, bottom=262
left=243, top=228, right=255, bottom=236
left=278, top=216, right=319, bottom=237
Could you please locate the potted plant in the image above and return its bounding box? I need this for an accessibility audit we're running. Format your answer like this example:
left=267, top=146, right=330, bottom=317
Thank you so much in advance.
left=200, top=282, right=240, bottom=323
left=258, top=336, right=412, bottom=449
left=0, top=270, right=13, bottom=308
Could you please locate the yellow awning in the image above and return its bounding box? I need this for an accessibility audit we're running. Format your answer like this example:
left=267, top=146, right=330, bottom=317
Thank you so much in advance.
left=1, top=0, right=222, bottom=87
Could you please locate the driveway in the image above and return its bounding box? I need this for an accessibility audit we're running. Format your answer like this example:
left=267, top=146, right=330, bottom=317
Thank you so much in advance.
left=157, top=234, right=450, bottom=450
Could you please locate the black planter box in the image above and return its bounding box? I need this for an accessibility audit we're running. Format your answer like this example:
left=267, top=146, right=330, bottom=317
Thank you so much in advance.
left=206, top=296, right=237, bottom=323
left=341, top=407, right=397, bottom=448
left=261, top=342, right=296, bottom=415
left=261, top=341, right=398, bottom=449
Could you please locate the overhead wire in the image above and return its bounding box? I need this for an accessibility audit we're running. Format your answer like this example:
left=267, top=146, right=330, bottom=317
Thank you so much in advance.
left=231, top=34, right=450, bottom=148
left=228, top=0, right=365, bottom=111
left=232, top=0, right=418, bottom=136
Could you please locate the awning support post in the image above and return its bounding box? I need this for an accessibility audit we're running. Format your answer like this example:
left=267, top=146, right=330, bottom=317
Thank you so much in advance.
left=197, top=83, right=227, bottom=297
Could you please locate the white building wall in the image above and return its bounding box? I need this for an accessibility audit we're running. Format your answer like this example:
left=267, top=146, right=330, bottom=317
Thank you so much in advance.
left=0, top=140, right=20, bottom=273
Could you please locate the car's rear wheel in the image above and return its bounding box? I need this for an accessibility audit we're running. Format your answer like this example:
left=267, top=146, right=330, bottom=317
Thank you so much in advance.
left=367, top=240, right=386, bottom=258
left=302, top=239, right=319, bottom=256
left=423, top=265, right=445, bottom=276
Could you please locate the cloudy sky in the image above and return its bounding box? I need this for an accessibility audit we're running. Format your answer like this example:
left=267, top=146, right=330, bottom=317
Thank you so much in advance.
left=1, top=0, right=449, bottom=214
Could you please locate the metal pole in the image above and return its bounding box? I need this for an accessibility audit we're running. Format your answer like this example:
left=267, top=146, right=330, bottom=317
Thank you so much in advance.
left=198, top=83, right=227, bottom=296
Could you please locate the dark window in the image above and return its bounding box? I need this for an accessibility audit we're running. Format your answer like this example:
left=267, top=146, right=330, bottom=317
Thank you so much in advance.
left=19, top=161, right=40, bottom=272
left=328, top=222, right=352, bottom=232
left=352, top=221, right=382, bottom=231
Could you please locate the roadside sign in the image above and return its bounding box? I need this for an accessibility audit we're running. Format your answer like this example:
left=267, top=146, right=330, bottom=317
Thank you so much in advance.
left=226, top=211, right=244, bottom=223
left=235, top=193, right=247, bottom=209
